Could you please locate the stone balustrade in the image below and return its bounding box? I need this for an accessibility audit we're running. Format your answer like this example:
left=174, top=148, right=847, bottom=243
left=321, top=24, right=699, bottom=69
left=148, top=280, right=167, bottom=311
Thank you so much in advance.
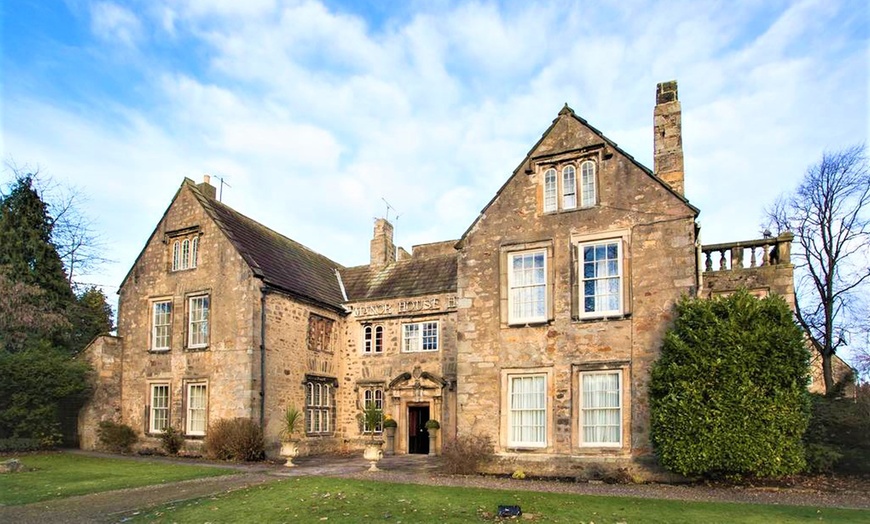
left=702, top=233, right=794, bottom=272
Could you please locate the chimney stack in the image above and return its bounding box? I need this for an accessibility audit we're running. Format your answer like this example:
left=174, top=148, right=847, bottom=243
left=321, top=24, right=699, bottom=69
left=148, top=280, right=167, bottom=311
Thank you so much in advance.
left=370, top=218, right=396, bottom=268
left=654, top=80, right=685, bottom=195
left=198, top=174, right=217, bottom=199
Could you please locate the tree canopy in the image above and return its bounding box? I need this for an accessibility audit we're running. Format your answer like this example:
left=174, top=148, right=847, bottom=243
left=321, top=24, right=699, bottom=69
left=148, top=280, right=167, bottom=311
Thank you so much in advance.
left=0, top=170, right=113, bottom=444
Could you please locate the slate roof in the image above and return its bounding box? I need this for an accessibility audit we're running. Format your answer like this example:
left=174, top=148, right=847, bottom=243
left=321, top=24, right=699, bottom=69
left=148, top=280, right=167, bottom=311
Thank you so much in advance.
left=340, top=253, right=457, bottom=302
left=188, top=181, right=347, bottom=311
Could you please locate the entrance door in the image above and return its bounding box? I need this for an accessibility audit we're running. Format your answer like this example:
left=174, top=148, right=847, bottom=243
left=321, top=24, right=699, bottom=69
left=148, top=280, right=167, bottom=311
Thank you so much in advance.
left=408, top=406, right=430, bottom=454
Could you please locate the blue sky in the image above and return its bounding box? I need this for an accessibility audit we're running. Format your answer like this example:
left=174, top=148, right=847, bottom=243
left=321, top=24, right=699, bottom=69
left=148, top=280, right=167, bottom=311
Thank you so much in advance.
left=2, top=1, right=868, bottom=323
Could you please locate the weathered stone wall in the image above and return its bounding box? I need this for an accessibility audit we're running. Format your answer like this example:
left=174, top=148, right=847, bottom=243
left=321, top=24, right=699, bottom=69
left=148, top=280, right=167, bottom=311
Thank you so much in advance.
left=456, top=111, right=698, bottom=477
left=340, top=292, right=458, bottom=454
left=261, top=290, right=344, bottom=456
left=77, top=335, right=123, bottom=450
left=116, top=183, right=258, bottom=450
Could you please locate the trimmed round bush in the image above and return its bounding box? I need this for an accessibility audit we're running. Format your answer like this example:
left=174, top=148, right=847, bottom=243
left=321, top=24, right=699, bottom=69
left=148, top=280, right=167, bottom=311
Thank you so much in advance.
left=650, top=290, right=810, bottom=478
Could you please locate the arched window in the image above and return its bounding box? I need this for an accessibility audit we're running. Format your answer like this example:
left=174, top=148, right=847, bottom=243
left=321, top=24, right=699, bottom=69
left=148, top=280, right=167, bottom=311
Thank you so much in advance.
left=363, top=325, right=373, bottom=353
left=580, top=161, right=596, bottom=207
left=181, top=239, right=190, bottom=270
left=562, top=165, right=577, bottom=209
left=543, top=168, right=557, bottom=212
left=191, top=236, right=198, bottom=268
left=172, top=241, right=180, bottom=271
left=374, top=326, right=383, bottom=353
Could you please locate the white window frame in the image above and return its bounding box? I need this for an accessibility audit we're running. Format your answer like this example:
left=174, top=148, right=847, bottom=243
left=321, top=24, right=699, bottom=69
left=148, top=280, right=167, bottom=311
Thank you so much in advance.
left=152, top=300, right=172, bottom=351
left=578, top=240, right=623, bottom=318
left=362, top=324, right=384, bottom=354
left=579, top=370, right=622, bottom=447
left=507, top=374, right=547, bottom=448
left=543, top=168, right=557, bottom=212
left=149, top=383, right=170, bottom=434
left=362, top=386, right=384, bottom=434
left=580, top=160, right=596, bottom=208
left=507, top=249, right=548, bottom=324
left=172, top=241, right=180, bottom=271
left=401, top=321, right=439, bottom=352
left=190, top=236, right=198, bottom=268
left=562, top=165, right=577, bottom=210
left=185, top=382, right=207, bottom=436
left=306, top=381, right=334, bottom=435
left=188, top=295, right=209, bottom=348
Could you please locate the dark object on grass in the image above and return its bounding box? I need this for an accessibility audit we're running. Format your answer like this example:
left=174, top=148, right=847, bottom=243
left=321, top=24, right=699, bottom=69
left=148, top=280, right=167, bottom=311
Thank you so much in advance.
left=498, top=505, right=522, bottom=517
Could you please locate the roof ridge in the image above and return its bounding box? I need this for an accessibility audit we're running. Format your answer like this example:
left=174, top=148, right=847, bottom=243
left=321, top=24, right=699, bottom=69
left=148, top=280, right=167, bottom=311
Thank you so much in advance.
left=189, top=182, right=346, bottom=271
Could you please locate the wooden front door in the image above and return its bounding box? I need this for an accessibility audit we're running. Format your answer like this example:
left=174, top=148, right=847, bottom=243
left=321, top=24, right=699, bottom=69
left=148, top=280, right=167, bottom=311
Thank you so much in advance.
left=408, top=405, right=430, bottom=454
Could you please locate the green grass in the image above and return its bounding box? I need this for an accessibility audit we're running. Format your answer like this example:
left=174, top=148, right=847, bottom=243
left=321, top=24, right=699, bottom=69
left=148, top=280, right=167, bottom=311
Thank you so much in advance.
left=133, top=476, right=869, bottom=523
left=0, top=453, right=234, bottom=505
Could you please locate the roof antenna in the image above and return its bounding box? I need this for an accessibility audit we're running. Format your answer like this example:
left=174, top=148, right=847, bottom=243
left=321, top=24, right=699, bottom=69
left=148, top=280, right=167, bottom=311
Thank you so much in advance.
left=214, top=175, right=231, bottom=202
left=381, top=197, right=403, bottom=222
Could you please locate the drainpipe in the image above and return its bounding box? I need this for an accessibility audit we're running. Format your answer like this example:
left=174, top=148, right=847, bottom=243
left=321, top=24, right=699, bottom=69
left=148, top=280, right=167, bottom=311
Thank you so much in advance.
left=259, top=286, right=269, bottom=429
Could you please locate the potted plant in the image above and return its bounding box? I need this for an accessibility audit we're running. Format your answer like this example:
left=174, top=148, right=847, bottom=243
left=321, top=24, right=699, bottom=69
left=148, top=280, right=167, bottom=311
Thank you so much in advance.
left=425, top=419, right=440, bottom=456
left=280, top=406, right=301, bottom=467
left=361, top=403, right=384, bottom=471
left=383, top=414, right=397, bottom=456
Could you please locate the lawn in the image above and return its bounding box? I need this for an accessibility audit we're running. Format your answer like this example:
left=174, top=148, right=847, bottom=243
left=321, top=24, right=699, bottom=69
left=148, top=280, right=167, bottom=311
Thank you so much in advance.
left=0, top=453, right=235, bottom=505
left=133, top=476, right=869, bottom=523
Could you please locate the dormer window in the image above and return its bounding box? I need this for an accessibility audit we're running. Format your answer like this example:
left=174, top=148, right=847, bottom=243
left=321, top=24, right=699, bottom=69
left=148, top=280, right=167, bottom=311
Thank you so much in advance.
left=541, top=160, right=597, bottom=213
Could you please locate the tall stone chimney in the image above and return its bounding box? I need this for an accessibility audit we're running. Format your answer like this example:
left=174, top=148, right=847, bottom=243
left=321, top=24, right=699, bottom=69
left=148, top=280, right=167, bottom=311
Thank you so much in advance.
left=197, top=174, right=217, bottom=199
left=654, top=80, right=685, bottom=195
left=370, top=218, right=395, bottom=268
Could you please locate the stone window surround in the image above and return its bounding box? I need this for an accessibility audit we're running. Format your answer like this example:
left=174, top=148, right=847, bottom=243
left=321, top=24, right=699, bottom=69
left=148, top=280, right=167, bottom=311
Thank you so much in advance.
left=572, top=361, right=631, bottom=452
left=499, top=366, right=554, bottom=452
left=147, top=381, right=170, bottom=435
left=186, top=293, right=210, bottom=350
left=308, top=313, right=335, bottom=353
left=401, top=320, right=439, bottom=352
left=361, top=384, right=385, bottom=434
left=165, top=226, right=201, bottom=272
left=499, top=240, right=555, bottom=327
left=305, top=375, right=337, bottom=436
left=149, top=297, right=173, bottom=352
left=362, top=323, right=384, bottom=354
left=571, top=229, right=631, bottom=321
left=184, top=380, right=208, bottom=437
left=537, top=149, right=602, bottom=215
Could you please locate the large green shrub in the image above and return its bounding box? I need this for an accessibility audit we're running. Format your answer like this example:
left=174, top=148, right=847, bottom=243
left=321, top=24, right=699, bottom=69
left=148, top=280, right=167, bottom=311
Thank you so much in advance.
left=203, top=418, right=265, bottom=461
left=0, top=346, right=91, bottom=443
left=650, top=290, right=810, bottom=478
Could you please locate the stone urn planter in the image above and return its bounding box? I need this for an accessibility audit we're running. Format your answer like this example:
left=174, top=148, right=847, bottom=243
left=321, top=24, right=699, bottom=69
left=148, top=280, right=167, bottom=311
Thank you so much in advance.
left=280, top=406, right=302, bottom=467
left=280, top=440, right=300, bottom=467
left=363, top=441, right=384, bottom=472
left=425, top=419, right=440, bottom=456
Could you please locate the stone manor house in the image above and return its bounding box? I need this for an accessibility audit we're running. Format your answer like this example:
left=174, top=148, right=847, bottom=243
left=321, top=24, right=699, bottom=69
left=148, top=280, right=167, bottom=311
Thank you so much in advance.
left=79, top=81, right=811, bottom=476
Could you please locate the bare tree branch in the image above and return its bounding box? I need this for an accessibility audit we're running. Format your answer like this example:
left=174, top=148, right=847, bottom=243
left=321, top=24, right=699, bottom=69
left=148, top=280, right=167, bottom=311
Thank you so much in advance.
left=765, top=144, right=870, bottom=394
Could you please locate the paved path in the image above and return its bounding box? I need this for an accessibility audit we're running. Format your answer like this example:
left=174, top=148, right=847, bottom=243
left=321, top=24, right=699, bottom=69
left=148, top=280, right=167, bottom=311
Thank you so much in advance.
left=1, top=451, right=867, bottom=523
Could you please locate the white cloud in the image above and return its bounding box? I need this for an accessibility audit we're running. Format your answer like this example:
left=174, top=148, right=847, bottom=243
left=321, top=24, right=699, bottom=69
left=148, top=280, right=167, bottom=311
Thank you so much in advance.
left=90, top=2, right=144, bottom=47
left=4, top=0, right=868, bottom=322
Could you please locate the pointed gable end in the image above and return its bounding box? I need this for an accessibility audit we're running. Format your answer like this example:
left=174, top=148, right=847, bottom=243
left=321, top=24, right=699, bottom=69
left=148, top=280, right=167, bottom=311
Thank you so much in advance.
left=457, top=104, right=698, bottom=248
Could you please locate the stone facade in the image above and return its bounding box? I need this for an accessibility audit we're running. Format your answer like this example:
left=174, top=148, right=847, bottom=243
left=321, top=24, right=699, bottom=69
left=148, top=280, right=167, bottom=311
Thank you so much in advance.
left=79, top=81, right=817, bottom=477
